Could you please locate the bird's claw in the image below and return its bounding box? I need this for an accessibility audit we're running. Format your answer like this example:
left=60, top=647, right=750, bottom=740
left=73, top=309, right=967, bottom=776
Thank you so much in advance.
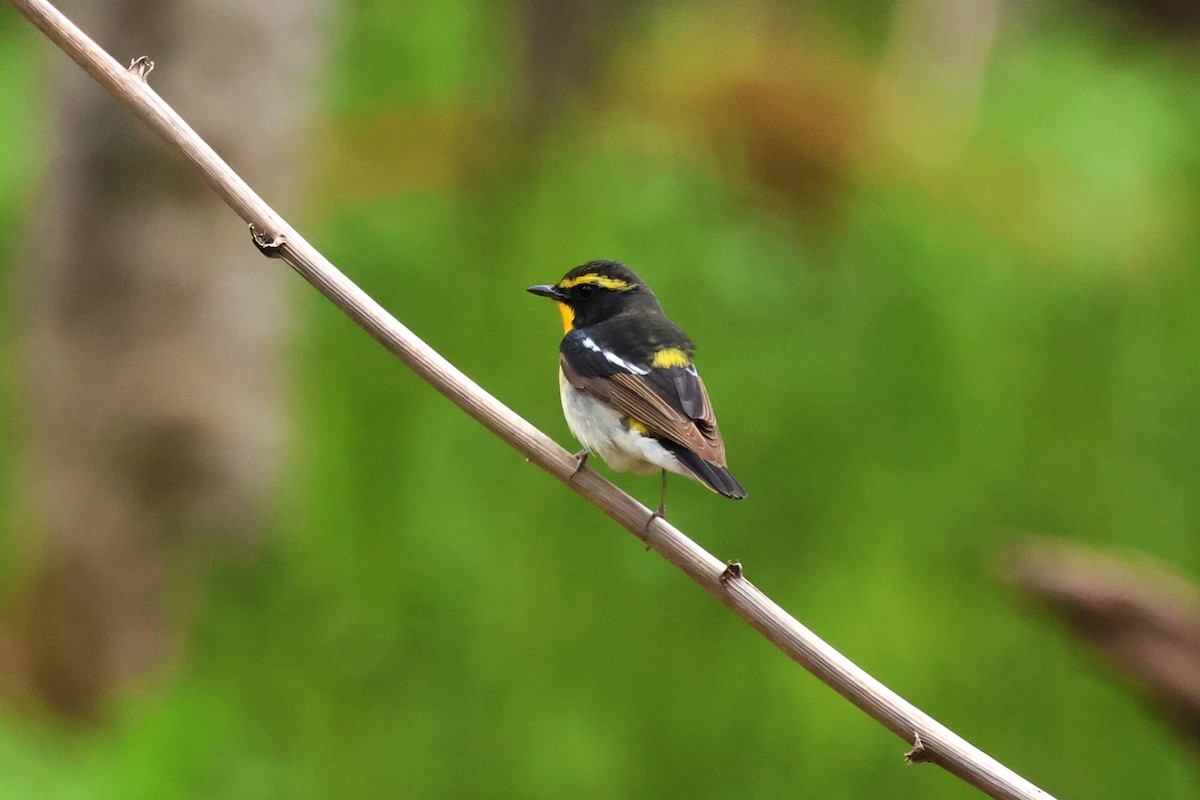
left=570, top=449, right=589, bottom=479
left=644, top=504, right=666, bottom=535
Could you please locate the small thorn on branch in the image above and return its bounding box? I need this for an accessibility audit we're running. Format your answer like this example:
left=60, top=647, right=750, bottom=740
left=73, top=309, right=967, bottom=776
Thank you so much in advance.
left=720, top=560, right=743, bottom=583
left=905, top=731, right=934, bottom=764
left=249, top=223, right=287, bottom=258
left=126, top=55, right=154, bottom=80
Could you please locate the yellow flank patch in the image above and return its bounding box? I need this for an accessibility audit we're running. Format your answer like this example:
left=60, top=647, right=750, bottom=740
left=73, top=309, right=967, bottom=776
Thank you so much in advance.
left=557, top=273, right=632, bottom=291
left=623, top=416, right=650, bottom=435
left=556, top=301, right=575, bottom=332
left=651, top=347, right=690, bottom=368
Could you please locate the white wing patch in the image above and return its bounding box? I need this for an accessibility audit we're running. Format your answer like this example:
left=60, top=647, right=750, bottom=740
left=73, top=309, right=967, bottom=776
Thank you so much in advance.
left=580, top=335, right=650, bottom=375
left=604, top=351, right=650, bottom=375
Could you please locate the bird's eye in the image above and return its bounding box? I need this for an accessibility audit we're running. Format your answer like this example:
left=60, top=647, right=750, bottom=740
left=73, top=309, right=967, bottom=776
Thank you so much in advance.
left=576, top=285, right=595, bottom=299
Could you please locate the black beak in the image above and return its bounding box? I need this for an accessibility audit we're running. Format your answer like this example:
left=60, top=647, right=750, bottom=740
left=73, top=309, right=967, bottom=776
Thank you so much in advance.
left=527, top=284, right=567, bottom=301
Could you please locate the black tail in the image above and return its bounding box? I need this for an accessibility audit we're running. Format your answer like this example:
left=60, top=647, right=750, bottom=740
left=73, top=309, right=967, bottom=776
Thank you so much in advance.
left=659, top=440, right=747, bottom=499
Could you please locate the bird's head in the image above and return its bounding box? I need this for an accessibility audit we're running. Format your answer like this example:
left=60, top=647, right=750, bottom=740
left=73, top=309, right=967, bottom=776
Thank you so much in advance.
left=528, top=260, right=659, bottom=332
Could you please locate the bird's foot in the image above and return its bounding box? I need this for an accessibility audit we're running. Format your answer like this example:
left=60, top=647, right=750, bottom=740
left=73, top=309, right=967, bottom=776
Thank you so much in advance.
left=569, top=449, right=589, bottom=479
left=644, top=503, right=666, bottom=537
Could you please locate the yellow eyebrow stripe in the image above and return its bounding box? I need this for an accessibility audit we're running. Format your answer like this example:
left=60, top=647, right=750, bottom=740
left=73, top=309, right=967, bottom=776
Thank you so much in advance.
left=651, top=348, right=690, bottom=368
left=557, top=274, right=633, bottom=291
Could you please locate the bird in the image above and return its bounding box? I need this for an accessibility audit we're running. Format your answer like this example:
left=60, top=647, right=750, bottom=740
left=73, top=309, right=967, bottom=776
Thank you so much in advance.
left=528, top=260, right=745, bottom=520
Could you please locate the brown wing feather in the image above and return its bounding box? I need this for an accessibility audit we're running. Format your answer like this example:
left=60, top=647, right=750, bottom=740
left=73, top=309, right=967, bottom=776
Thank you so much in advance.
left=560, top=354, right=728, bottom=467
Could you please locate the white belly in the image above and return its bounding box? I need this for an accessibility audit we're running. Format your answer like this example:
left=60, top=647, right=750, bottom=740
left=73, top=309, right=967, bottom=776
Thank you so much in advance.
left=559, top=371, right=687, bottom=476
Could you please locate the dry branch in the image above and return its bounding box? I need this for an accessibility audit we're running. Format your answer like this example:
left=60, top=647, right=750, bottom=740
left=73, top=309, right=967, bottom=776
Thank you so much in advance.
left=1006, top=538, right=1200, bottom=751
left=7, top=0, right=1055, bottom=797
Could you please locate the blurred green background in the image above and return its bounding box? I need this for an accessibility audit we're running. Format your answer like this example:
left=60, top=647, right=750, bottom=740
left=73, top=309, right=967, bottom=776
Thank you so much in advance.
left=3, top=0, right=1200, bottom=797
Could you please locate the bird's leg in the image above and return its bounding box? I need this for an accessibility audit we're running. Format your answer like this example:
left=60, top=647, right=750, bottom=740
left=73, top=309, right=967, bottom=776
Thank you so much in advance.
left=645, top=470, right=668, bottom=533
left=658, top=469, right=668, bottom=517
left=570, top=448, right=590, bottom=478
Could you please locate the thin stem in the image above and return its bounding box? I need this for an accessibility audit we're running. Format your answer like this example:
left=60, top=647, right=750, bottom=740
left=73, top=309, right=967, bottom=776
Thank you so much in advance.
left=7, top=1, right=1054, bottom=797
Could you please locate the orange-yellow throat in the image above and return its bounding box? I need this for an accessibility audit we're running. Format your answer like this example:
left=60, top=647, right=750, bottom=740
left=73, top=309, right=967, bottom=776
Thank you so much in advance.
left=556, top=301, right=574, bottom=333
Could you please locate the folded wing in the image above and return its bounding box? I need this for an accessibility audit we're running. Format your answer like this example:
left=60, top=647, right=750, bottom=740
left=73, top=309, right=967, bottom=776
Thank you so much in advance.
left=560, top=332, right=728, bottom=467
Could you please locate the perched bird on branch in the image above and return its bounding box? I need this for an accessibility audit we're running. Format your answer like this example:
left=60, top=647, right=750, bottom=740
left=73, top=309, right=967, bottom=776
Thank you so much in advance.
left=529, top=261, right=746, bottom=519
